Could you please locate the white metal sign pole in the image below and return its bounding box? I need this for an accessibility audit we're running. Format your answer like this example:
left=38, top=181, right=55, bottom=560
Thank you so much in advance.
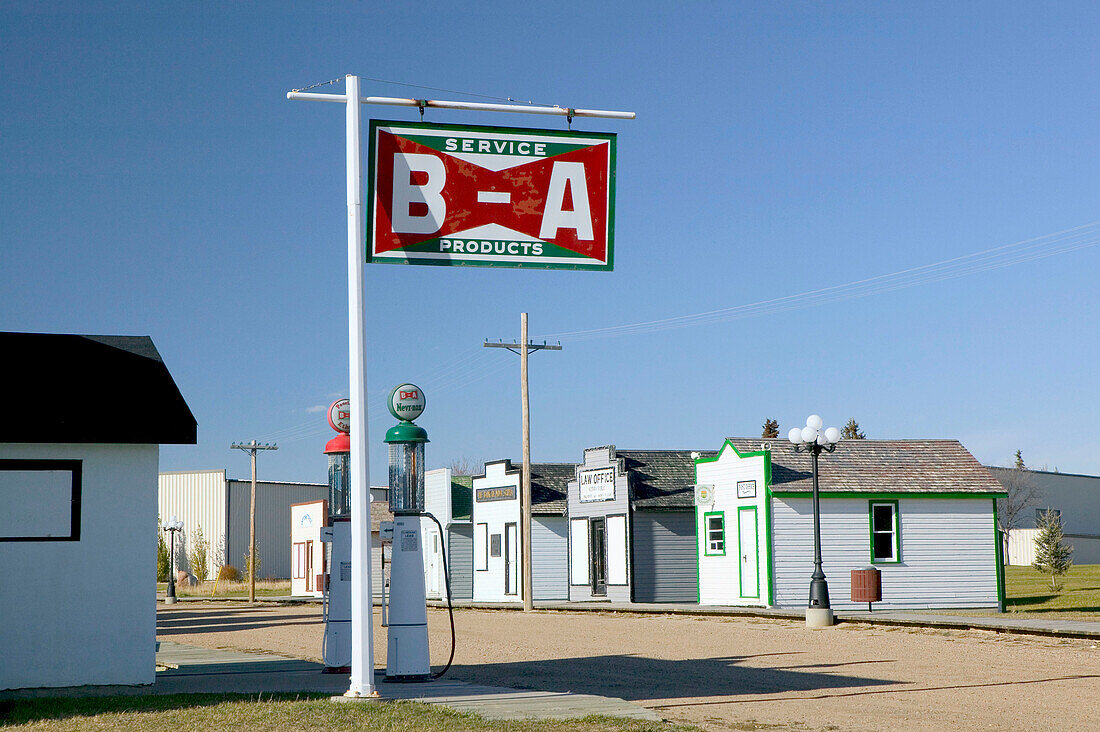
left=343, top=74, right=375, bottom=698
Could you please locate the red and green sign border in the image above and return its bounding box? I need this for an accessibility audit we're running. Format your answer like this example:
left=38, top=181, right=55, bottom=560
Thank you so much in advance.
left=365, top=118, right=617, bottom=272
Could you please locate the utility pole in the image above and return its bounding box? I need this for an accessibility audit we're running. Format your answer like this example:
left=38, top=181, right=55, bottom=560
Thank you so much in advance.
left=484, top=313, right=562, bottom=611
left=231, top=440, right=278, bottom=603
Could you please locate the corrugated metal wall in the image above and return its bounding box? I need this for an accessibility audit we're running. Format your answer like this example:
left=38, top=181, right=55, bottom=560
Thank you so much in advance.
left=447, top=524, right=473, bottom=599
left=631, top=510, right=698, bottom=603
left=157, top=471, right=228, bottom=580
left=772, top=496, right=999, bottom=610
left=532, top=516, right=568, bottom=600
left=227, top=480, right=327, bottom=579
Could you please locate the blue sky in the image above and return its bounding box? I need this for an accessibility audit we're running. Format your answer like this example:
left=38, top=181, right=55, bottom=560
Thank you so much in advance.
left=3, top=2, right=1098, bottom=483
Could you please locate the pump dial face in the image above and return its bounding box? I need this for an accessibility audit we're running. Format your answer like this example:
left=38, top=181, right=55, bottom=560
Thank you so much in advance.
left=328, top=399, right=351, bottom=433
left=388, top=383, right=425, bottom=422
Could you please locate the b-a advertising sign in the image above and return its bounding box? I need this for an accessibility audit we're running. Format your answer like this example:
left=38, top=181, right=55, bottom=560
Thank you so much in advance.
left=367, top=120, right=616, bottom=270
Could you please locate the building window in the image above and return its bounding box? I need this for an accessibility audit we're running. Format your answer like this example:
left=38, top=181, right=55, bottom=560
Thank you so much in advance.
left=475, top=523, right=488, bottom=571
left=869, top=501, right=900, bottom=563
left=490, top=533, right=502, bottom=557
left=704, top=512, right=725, bottom=556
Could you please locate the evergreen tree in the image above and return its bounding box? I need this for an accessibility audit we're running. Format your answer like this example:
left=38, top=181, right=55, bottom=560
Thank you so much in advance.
left=156, top=517, right=170, bottom=582
left=1032, top=509, right=1073, bottom=591
left=762, top=418, right=779, bottom=438
left=1014, top=449, right=1025, bottom=469
left=842, top=418, right=865, bottom=439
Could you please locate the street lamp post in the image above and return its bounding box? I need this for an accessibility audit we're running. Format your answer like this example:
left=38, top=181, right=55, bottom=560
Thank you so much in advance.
left=787, top=415, right=842, bottom=628
left=162, top=515, right=184, bottom=605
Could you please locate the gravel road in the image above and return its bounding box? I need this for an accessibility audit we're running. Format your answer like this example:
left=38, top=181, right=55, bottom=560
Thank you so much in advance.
left=156, top=603, right=1099, bottom=731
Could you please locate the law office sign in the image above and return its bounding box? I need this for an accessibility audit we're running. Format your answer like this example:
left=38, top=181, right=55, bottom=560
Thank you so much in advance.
left=367, top=120, right=616, bottom=270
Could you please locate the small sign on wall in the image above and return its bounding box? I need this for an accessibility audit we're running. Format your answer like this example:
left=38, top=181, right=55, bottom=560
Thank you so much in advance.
left=579, top=467, right=615, bottom=502
left=736, top=480, right=757, bottom=499
left=476, top=486, right=517, bottom=502
left=694, top=484, right=715, bottom=506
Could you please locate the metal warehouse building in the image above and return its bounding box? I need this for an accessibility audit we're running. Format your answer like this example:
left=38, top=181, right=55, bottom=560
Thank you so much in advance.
left=158, top=470, right=327, bottom=580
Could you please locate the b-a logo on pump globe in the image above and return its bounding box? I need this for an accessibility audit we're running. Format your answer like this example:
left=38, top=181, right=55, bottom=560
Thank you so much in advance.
left=388, top=383, right=425, bottom=422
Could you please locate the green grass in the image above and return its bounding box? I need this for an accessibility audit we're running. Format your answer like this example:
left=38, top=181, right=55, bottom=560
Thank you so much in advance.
left=156, top=580, right=291, bottom=599
left=1004, top=563, right=1100, bottom=617
left=0, top=694, right=699, bottom=732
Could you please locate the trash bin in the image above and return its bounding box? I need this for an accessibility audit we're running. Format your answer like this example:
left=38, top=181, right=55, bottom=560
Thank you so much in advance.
left=851, top=567, right=881, bottom=611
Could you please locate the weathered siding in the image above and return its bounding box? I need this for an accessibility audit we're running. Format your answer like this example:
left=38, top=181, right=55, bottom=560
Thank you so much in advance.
left=532, top=516, right=568, bottom=600
left=772, top=496, right=999, bottom=610
left=567, top=447, right=632, bottom=602
left=447, top=524, right=473, bottom=600
left=157, top=470, right=228, bottom=580
left=631, top=511, right=698, bottom=603
left=228, top=480, right=327, bottom=579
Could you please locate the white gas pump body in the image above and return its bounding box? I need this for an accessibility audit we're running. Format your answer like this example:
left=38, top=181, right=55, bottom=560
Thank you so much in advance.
left=386, top=513, right=430, bottom=678
left=321, top=519, right=352, bottom=669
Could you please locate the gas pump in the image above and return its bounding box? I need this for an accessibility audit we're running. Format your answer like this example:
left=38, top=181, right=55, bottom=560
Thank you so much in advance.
left=321, top=399, right=352, bottom=673
left=383, top=383, right=454, bottom=682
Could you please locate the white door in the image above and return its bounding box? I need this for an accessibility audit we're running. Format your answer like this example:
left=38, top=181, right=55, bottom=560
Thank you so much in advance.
left=425, top=528, right=440, bottom=597
left=505, top=523, right=518, bottom=596
left=738, top=507, right=759, bottom=599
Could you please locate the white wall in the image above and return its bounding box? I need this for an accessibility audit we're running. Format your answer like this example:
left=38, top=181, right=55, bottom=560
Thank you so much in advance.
left=290, top=500, right=326, bottom=597
left=1, top=443, right=159, bottom=690
left=696, top=443, right=770, bottom=606
left=472, top=462, right=521, bottom=602
left=772, top=496, right=999, bottom=610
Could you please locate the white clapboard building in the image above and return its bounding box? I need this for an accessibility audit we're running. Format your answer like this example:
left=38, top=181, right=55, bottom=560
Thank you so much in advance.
left=1, top=333, right=196, bottom=691
left=470, top=460, right=572, bottom=603
left=696, top=438, right=1006, bottom=611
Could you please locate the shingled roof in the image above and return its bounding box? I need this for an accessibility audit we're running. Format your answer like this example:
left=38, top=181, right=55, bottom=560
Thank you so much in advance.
left=726, top=438, right=1003, bottom=494
left=617, top=450, right=715, bottom=509
left=530, top=463, right=572, bottom=515
left=479, top=461, right=572, bottom=515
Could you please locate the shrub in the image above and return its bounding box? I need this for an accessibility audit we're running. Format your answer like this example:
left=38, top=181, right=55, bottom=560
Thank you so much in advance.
left=243, top=549, right=261, bottom=579
left=188, top=524, right=209, bottom=584
left=156, top=525, right=170, bottom=582
left=218, top=565, right=241, bottom=582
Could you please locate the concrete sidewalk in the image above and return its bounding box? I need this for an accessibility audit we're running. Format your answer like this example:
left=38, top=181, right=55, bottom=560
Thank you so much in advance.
left=154, top=641, right=659, bottom=721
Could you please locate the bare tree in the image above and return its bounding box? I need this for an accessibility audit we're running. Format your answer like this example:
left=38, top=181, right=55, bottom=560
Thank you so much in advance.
left=995, top=453, right=1043, bottom=563
left=449, top=457, right=482, bottom=476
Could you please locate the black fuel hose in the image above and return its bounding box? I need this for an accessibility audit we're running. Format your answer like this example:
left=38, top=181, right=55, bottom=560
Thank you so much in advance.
left=422, top=511, right=455, bottom=679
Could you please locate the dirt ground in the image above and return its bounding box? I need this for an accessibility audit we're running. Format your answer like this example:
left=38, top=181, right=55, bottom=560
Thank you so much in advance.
left=157, top=603, right=1099, bottom=731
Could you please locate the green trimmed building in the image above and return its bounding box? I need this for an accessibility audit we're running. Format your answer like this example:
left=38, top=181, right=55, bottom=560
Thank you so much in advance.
left=695, top=439, right=1007, bottom=611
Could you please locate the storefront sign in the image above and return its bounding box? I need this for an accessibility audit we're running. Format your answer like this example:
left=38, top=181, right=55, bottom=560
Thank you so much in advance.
left=368, top=120, right=616, bottom=270
left=579, top=467, right=616, bottom=502
left=475, top=485, right=517, bottom=503
left=736, top=480, right=757, bottom=499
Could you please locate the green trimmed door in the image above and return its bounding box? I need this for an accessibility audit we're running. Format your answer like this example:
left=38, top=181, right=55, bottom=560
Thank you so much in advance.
left=738, top=506, right=759, bottom=599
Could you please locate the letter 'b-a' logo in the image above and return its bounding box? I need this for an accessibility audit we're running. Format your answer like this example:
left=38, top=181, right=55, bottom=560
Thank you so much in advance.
left=368, top=120, right=615, bottom=271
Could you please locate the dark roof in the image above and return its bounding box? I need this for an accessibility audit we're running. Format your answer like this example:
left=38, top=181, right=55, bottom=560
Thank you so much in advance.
left=530, top=463, right=573, bottom=515
left=726, top=438, right=1003, bottom=494
left=0, top=332, right=196, bottom=445
left=617, top=449, right=715, bottom=509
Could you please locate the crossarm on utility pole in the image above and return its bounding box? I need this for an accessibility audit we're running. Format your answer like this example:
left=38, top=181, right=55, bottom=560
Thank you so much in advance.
left=483, top=318, right=562, bottom=612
